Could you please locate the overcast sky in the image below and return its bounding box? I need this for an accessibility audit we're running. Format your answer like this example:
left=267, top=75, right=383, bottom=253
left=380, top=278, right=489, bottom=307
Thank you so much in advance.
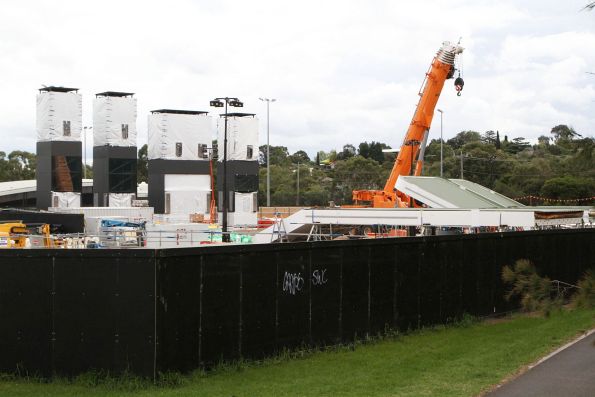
left=1, top=0, right=593, bottom=158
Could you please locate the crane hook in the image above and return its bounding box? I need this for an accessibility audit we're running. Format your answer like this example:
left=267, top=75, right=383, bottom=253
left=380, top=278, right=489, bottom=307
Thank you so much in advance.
left=454, top=75, right=464, bottom=97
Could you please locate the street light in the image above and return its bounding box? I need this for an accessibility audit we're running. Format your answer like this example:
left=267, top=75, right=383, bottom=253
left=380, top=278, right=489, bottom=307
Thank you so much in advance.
left=259, top=97, right=276, bottom=207
left=437, top=109, right=444, bottom=178
left=210, top=97, right=244, bottom=243
left=83, top=126, right=92, bottom=179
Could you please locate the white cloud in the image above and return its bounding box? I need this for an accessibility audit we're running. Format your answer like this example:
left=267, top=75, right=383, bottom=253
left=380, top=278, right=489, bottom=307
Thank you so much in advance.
left=0, top=0, right=593, bottom=159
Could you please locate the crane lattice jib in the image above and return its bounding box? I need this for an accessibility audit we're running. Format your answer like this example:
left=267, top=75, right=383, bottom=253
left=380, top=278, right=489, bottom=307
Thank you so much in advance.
left=383, top=41, right=463, bottom=194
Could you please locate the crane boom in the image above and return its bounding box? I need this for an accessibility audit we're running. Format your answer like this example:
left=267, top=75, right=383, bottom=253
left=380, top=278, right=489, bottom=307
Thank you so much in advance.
left=352, top=41, right=464, bottom=208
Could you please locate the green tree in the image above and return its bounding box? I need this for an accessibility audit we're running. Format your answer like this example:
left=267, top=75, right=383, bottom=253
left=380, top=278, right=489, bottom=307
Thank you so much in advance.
left=541, top=176, right=595, bottom=200
left=358, top=141, right=390, bottom=163
left=446, top=130, right=481, bottom=149
left=0, top=150, right=36, bottom=182
left=550, top=125, right=580, bottom=143
left=259, top=145, right=290, bottom=166
left=330, top=156, right=386, bottom=204
left=482, top=130, right=497, bottom=145
left=289, top=150, right=311, bottom=164
left=337, top=144, right=357, bottom=161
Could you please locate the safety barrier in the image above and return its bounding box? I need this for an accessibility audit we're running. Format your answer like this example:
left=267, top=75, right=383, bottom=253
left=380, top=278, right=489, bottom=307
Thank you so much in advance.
left=0, top=229, right=593, bottom=378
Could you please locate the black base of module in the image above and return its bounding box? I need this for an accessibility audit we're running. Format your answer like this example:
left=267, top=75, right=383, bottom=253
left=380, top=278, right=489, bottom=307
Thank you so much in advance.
left=93, top=145, right=137, bottom=207
left=36, top=141, right=82, bottom=210
left=216, top=160, right=259, bottom=212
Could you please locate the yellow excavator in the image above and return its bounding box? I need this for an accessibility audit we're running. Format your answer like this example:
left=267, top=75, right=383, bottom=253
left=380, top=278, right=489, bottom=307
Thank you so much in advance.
left=352, top=41, right=464, bottom=208
left=0, top=221, right=52, bottom=248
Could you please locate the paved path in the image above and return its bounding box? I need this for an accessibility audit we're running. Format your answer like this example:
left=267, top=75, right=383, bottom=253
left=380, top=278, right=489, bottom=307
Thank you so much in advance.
left=487, top=330, right=595, bottom=397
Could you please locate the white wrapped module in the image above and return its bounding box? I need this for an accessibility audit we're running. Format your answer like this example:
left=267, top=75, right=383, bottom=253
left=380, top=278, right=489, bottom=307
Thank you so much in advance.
left=163, top=174, right=211, bottom=215
left=93, top=94, right=137, bottom=147
left=51, top=191, right=81, bottom=208
left=217, top=115, right=259, bottom=162
left=218, top=192, right=258, bottom=227
left=36, top=89, right=82, bottom=141
left=148, top=110, right=212, bottom=160
left=108, top=193, right=135, bottom=207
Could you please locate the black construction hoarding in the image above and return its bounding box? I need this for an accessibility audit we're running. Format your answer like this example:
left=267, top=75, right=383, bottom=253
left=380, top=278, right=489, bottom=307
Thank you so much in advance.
left=0, top=229, right=593, bottom=378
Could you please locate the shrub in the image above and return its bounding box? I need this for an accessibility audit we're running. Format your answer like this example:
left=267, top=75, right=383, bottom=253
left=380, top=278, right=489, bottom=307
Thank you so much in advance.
left=501, top=259, right=560, bottom=313
left=573, top=269, right=595, bottom=309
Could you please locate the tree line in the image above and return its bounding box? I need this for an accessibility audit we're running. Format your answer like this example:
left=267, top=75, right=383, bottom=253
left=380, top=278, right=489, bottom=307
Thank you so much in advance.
left=3, top=124, right=593, bottom=207
left=254, top=124, right=595, bottom=206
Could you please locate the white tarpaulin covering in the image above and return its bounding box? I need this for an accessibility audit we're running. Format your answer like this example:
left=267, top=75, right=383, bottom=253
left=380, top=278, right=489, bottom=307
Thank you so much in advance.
left=148, top=112, right=212, bottom=160
left=108, top=193, right=135, bottom=207
left=166, top=191, right=209, bottom=215
left=51, top=191, right=81, bottom=208
left=164, top=174, right=211, bottom=214
left=219, top=192, right=257, bottom=227
left=217, top=116, right=259, bottom=161
left=235, top=192, right=257, bottom=213
left=93, top=96, right=137, bottom=147
left=164, top=174, right=210, bottom=191
left=37, top=92, right=82, bottom=141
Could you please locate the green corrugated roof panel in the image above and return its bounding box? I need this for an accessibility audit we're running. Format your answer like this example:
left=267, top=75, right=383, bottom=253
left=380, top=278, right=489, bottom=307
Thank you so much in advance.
left=396, top=176, right=524, bottom=209
left=450, top=179, right=524, bottom=208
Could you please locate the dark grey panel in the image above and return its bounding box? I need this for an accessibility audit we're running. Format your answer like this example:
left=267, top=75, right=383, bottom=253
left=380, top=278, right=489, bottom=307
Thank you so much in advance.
left=216, top=161, right=259, bottom=192
left=93, top=146, right=137, bottom=206
left=36, top=141, right=82, bottom=210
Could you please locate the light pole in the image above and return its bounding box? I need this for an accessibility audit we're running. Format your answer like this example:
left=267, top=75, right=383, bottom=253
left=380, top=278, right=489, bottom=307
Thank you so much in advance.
left=210, top=97, right=244, bottom=243
left=437, top=109, right=444, bottom=178
left=404, top=139, right=421, bottom=211
left=259, top=97, right=276, bottom=207
left=83, top=126, right=92, bottom=179
left=296, top=161, right=300, bottom=206
left=404, top=139, right=421, bottom=177
left=460, top=149, right=464, bottom=179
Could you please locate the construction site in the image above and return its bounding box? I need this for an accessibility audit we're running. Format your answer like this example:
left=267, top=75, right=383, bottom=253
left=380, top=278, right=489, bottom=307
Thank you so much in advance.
left=0, top=38, right=593, bottom=384
left=0, top=41, right=592, bottom=250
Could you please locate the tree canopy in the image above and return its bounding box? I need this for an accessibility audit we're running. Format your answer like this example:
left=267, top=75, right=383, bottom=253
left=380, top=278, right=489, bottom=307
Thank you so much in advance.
left=2, top=124, right=593, bottom=208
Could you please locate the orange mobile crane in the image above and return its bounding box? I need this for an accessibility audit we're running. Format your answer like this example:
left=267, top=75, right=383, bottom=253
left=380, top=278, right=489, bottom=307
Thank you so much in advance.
left=352, top=41, right=464, bottom=208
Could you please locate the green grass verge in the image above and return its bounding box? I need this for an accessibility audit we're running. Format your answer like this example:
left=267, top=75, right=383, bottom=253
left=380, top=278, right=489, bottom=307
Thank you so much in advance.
left=1, top=308, right=593, bottom=397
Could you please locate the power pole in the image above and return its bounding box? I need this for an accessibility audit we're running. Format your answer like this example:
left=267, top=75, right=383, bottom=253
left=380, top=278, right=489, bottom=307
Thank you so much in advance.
left=460, top=149, right=464, bottom=179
